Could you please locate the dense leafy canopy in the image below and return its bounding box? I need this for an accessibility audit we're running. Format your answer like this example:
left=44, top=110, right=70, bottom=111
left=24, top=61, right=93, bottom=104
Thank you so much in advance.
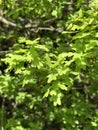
left=0, top=0, right=98, bottom=130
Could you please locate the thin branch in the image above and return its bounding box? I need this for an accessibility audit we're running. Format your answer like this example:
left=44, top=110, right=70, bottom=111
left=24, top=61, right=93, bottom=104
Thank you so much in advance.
left=30, top=26, right=64, bottom=33
left=0, top=16, right=64, bottom=33
left=66, top=0, right=93, bottom=5
left=1, top=98, right=5, bottom=130
left=0, top=16, right=17, bottom=27
left=0, top=50, right=11, bottom=55
left=38, top=26, right=55, bottom=31
left=44, top=18, right=56, bottom=23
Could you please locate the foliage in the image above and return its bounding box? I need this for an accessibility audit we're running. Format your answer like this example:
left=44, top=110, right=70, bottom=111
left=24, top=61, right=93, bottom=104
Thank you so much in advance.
left=0, top=0, right=98, bottom=130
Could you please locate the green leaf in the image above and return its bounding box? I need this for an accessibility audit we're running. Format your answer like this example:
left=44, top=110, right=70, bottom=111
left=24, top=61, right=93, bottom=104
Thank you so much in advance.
left=78, top=9, right=83, bottom=18
left=43, top=89, right=50, bottom=98
left=53, top=93, right=62, bottom=106
left=47, top=73, right=58, bottom=83
left=50, top=90, right=57, bottom=96
left=95, top=33, right=98, bottom=38
left=73, top=32, right=90, bottom=40
left=58, top=83, right=67, bottom=91
left=91, top=122, right=98, bottom=127
left=35, top=44, right=49, bottom=52
left=51, top=10, right=57, bottom=17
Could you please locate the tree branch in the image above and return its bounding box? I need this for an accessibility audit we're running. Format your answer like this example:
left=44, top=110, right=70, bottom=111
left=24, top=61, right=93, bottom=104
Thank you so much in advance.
left=0, top=16, right=63, bottom=33
left=0, top=50, right=11, bottom=55
left=0, top=16, right=17, bottom=27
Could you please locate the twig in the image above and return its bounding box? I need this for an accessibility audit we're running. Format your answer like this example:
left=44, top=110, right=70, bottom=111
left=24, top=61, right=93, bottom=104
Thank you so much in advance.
left=1, top=98, right=5, bottom=130
left=0, top=50, right=11, bottom=55
left=30, top=26, right=64, bottom=33
left=0, top=16, right=17, bottom=27
left=0, top=16, right=64, bottom=33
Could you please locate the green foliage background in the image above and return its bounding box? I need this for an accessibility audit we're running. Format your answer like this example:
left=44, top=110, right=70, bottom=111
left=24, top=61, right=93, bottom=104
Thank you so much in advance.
left=0, top=0, right=98, bottom=129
